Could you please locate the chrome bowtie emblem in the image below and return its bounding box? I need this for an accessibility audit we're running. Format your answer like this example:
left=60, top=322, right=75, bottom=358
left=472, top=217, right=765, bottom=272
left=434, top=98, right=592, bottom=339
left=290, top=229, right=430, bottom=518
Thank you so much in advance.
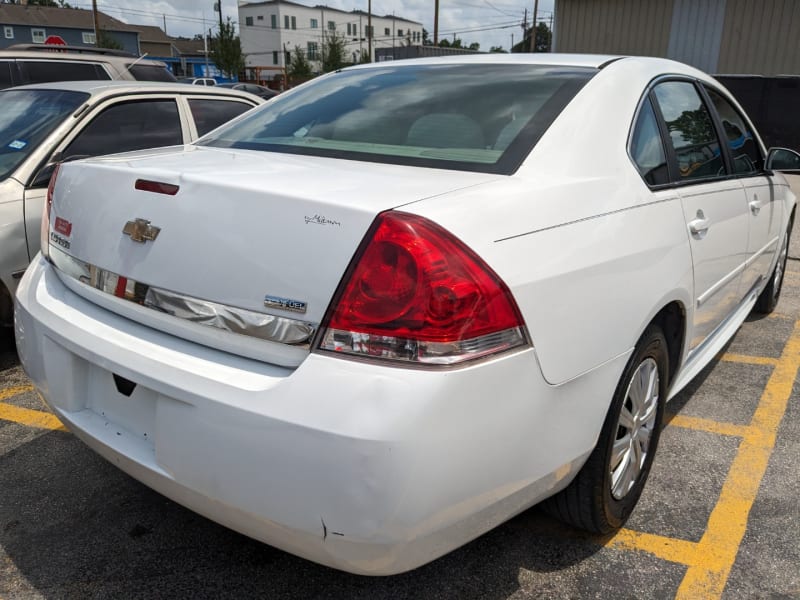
left=123, top=218, right=161, bottom=243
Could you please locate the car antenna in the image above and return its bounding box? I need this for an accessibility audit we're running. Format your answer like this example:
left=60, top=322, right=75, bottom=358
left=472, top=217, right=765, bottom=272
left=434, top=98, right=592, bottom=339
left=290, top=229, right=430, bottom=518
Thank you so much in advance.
left=124, top=52, right=150, bottom=74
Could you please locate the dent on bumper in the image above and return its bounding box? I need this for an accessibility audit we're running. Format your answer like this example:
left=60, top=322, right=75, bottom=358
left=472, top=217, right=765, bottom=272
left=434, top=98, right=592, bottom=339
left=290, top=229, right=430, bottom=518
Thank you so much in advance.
left=14, top=255, right=627, bottom=574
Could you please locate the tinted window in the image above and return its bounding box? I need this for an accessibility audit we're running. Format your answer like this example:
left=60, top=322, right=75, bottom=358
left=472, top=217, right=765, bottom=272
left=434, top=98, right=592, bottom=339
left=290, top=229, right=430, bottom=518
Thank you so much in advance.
left=0, top=60, right=13, bottom=89
left=630, top=97, right=669, bottom=185
left=200, top=64, right=596, bottom=175
left=188, top=99, right=252, bottom=136
left=0, top=89, right=88, bottom=180
left=653, top=81, right=725, bottom=181
left=20, top=60, right=110, bottom=84
left=127, top=63, right=177, bottom=82
left=705, top=87, right=763, bottom=175
left=63, top=99, right=182, bottom=159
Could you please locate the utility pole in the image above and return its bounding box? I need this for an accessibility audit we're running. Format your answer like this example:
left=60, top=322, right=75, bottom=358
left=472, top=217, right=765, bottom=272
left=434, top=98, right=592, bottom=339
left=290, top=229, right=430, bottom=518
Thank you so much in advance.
left=529, top=0, right=538, bottom=52
left=163, top=14, right=167, bottom=35
left=92, top=0, right=100, bottom=46
left=215, top=1, right=223, bottom=35
left=434, top=0, right=439, bottom=45
left=367, top=0, right=372, bottom=61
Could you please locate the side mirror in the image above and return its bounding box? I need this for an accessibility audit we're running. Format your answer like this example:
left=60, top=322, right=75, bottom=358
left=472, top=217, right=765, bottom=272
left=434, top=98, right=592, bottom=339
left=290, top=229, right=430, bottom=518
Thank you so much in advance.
left=28, top=153, right=92, bottom=189
left=29, top=162, right=56, bottom=189
left=766, top=147, right=800, bottom=174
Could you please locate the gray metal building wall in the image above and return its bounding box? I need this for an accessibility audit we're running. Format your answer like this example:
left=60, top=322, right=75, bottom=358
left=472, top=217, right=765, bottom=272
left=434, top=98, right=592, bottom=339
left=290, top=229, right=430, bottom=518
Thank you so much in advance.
left=554, top=0, right=800, bottom=75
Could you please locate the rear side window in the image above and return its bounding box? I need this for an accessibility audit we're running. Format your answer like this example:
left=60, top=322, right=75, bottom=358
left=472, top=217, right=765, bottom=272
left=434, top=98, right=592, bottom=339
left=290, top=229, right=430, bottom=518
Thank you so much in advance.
left=63, top=99, right=182, bottom=159
left=630, top=96, right=669, bottom=185
left=127, top=63, right=177, bottom=82
left=20, top=60, right=110, bottom=84
left=188, top=99, right=252, bottom=137
left=653, top=81, right=725, bottom=181
left=0, top=60, right=13, bottom=89
left=705, top=86, right=763, bottom=175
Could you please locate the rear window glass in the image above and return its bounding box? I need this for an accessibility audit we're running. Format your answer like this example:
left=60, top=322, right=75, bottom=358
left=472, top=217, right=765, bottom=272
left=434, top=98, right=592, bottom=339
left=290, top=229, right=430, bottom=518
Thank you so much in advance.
left=127, top=63, right=177, bottom=82
left=188, top=99, right=253, bottom=136
left=0, top=89, right=88, bottom=180
left=199, top=64, right=596, bottom=174
left=20, top=60, right=110, bottom=84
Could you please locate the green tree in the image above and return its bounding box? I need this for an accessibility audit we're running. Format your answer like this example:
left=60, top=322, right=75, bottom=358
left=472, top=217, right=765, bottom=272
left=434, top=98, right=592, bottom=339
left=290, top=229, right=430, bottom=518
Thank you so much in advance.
left=288, top=45, right=312, bottom=78
left=422, top=28, right=432, bottom=46
left=489, top=46, right=507, bottom=53
left=211, top=16, right=245, bottom=78
left=322, top=31, right=347, bottom=72
left=513, top=21, right=552, bottom=53
left=97, top=30, right=123, bottom=50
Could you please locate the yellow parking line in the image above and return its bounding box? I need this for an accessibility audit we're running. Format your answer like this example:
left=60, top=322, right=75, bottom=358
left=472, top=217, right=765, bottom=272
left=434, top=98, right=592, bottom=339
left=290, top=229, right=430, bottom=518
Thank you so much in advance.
left=0, top=384, right=35, bottom=402
left=0, top=401, right=65, bottom=431
left=604, top=528, right=698, bottom=566
left=665, top=413, right=753, bottom=438
left=675, top=318, right=800, bottom=599
left=719, top=353, right=779, bottom=366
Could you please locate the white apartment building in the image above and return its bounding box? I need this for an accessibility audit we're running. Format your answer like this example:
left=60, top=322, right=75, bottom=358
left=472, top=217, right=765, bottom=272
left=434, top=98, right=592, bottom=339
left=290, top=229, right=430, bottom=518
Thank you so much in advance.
left=238, top=0, right=423, bottom=75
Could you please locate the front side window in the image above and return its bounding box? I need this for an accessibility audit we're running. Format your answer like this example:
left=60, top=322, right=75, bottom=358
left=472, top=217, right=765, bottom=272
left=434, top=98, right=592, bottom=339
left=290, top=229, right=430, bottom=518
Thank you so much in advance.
left=0, top=61, right=13, bottom=89
left=705, top=86, right=763, bottom=175
left=31, top=28, right=46, bottom=43
left=188, top=99, right=252, bottom=137
left=199, top=64, right=596, bottom=174
left=63, top=99, right=182, bottom=160
left=0, top=89, right=88, bottom=180
left=653, top=81, right=725, bottom=181
left=630, top=96, right=669, bottom=186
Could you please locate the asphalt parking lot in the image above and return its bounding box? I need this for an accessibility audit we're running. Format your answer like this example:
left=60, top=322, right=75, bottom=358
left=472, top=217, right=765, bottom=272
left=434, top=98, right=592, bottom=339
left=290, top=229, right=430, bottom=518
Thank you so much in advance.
left=2, top=225, right=800, bottom=599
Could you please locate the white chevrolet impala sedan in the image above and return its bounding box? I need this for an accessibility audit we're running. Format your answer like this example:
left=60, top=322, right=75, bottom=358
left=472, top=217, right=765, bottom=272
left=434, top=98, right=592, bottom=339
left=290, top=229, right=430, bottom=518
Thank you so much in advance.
left=14, top=55, right=798, bottom=574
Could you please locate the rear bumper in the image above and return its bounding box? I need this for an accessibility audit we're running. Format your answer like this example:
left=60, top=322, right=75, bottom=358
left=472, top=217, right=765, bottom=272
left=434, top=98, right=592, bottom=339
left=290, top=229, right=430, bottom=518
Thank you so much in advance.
left=15, top=255, right=627, bottom=574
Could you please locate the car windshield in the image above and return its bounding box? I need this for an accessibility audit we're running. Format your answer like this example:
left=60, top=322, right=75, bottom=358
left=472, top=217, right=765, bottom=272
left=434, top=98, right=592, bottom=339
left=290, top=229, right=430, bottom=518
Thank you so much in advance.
left=0, top=89, right=88, bottom=180
left=199, top=63, right=596, bottom=174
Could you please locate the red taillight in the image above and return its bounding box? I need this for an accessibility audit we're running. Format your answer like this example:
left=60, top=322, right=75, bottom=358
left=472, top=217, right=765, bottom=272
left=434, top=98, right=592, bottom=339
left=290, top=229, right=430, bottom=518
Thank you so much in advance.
left=40, top=163, right=62, bottom=259
left=317, top=211, right=528, bottom=365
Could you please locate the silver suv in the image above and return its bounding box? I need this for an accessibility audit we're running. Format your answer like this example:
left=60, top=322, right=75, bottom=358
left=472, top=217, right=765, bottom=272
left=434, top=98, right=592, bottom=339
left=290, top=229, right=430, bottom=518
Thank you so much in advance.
left=0, top=44, right=175, bottom=90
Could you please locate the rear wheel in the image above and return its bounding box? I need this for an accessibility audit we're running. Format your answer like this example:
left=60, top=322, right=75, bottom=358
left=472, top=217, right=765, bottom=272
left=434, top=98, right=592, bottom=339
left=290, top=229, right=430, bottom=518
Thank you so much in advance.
left=543, top=325, right=668, bottom=533
left=754, top=218, right=792, bottom=314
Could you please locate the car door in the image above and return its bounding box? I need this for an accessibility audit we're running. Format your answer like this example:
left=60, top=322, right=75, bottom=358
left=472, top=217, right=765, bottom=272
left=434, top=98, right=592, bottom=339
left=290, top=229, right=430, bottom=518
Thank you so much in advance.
left=651, top=80, right=750, bottom=351
left=23, top=96, right=186, bottom=262
left=703, top=84, right=784, bottom=296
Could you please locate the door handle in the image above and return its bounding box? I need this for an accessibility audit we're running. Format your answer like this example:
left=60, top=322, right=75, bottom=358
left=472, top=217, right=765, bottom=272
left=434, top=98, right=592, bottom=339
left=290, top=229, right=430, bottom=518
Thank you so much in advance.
left=749, top=199, right=763, bottom=215
left=688, top=209, right=709, bottom=237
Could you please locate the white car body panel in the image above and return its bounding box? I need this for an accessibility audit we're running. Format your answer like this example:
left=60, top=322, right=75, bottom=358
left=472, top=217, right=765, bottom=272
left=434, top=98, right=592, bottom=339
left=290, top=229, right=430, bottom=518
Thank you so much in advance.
left=14, top=54, right=797, bottom=574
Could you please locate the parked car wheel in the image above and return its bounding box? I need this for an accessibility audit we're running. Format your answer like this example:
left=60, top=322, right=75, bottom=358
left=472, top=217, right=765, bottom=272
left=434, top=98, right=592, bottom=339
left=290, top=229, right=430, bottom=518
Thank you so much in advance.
left=754, top=216, right=793, bottom=314
left=545, top=325, right=668, bottom=534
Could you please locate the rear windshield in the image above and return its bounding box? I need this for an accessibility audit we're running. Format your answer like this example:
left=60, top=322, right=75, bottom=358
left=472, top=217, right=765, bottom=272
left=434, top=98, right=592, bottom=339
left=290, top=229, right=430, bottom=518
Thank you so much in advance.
left=127, top=63, right=177, bottom=82
left=199, top=64, right=596, bottom=174
left=0, top=89, right=88, bottom=181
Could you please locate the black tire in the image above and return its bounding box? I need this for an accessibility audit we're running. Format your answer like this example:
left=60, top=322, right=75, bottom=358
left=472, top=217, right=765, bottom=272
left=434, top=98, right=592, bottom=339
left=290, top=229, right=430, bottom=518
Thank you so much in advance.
left=754, top=218, right=792, bottom=314
left=543, top=324, right=668, bottom=534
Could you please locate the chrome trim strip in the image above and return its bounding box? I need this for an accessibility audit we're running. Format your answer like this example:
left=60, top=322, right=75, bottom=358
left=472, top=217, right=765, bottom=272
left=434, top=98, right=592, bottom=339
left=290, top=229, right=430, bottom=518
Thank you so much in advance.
left=696, top=261, right=746, bottom=307
left=48, top=246, right=316, bottom=346
left=743, top=235, right=779, bottom=270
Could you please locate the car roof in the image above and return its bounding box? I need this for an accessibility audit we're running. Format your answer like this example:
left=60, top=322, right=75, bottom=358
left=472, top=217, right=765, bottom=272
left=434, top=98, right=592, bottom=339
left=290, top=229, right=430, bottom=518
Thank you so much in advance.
left=2, top=80, right=264, bottom=103
left=0, top=48, right=169, bottom=68
left=344, top=53, right=710, bottom=77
